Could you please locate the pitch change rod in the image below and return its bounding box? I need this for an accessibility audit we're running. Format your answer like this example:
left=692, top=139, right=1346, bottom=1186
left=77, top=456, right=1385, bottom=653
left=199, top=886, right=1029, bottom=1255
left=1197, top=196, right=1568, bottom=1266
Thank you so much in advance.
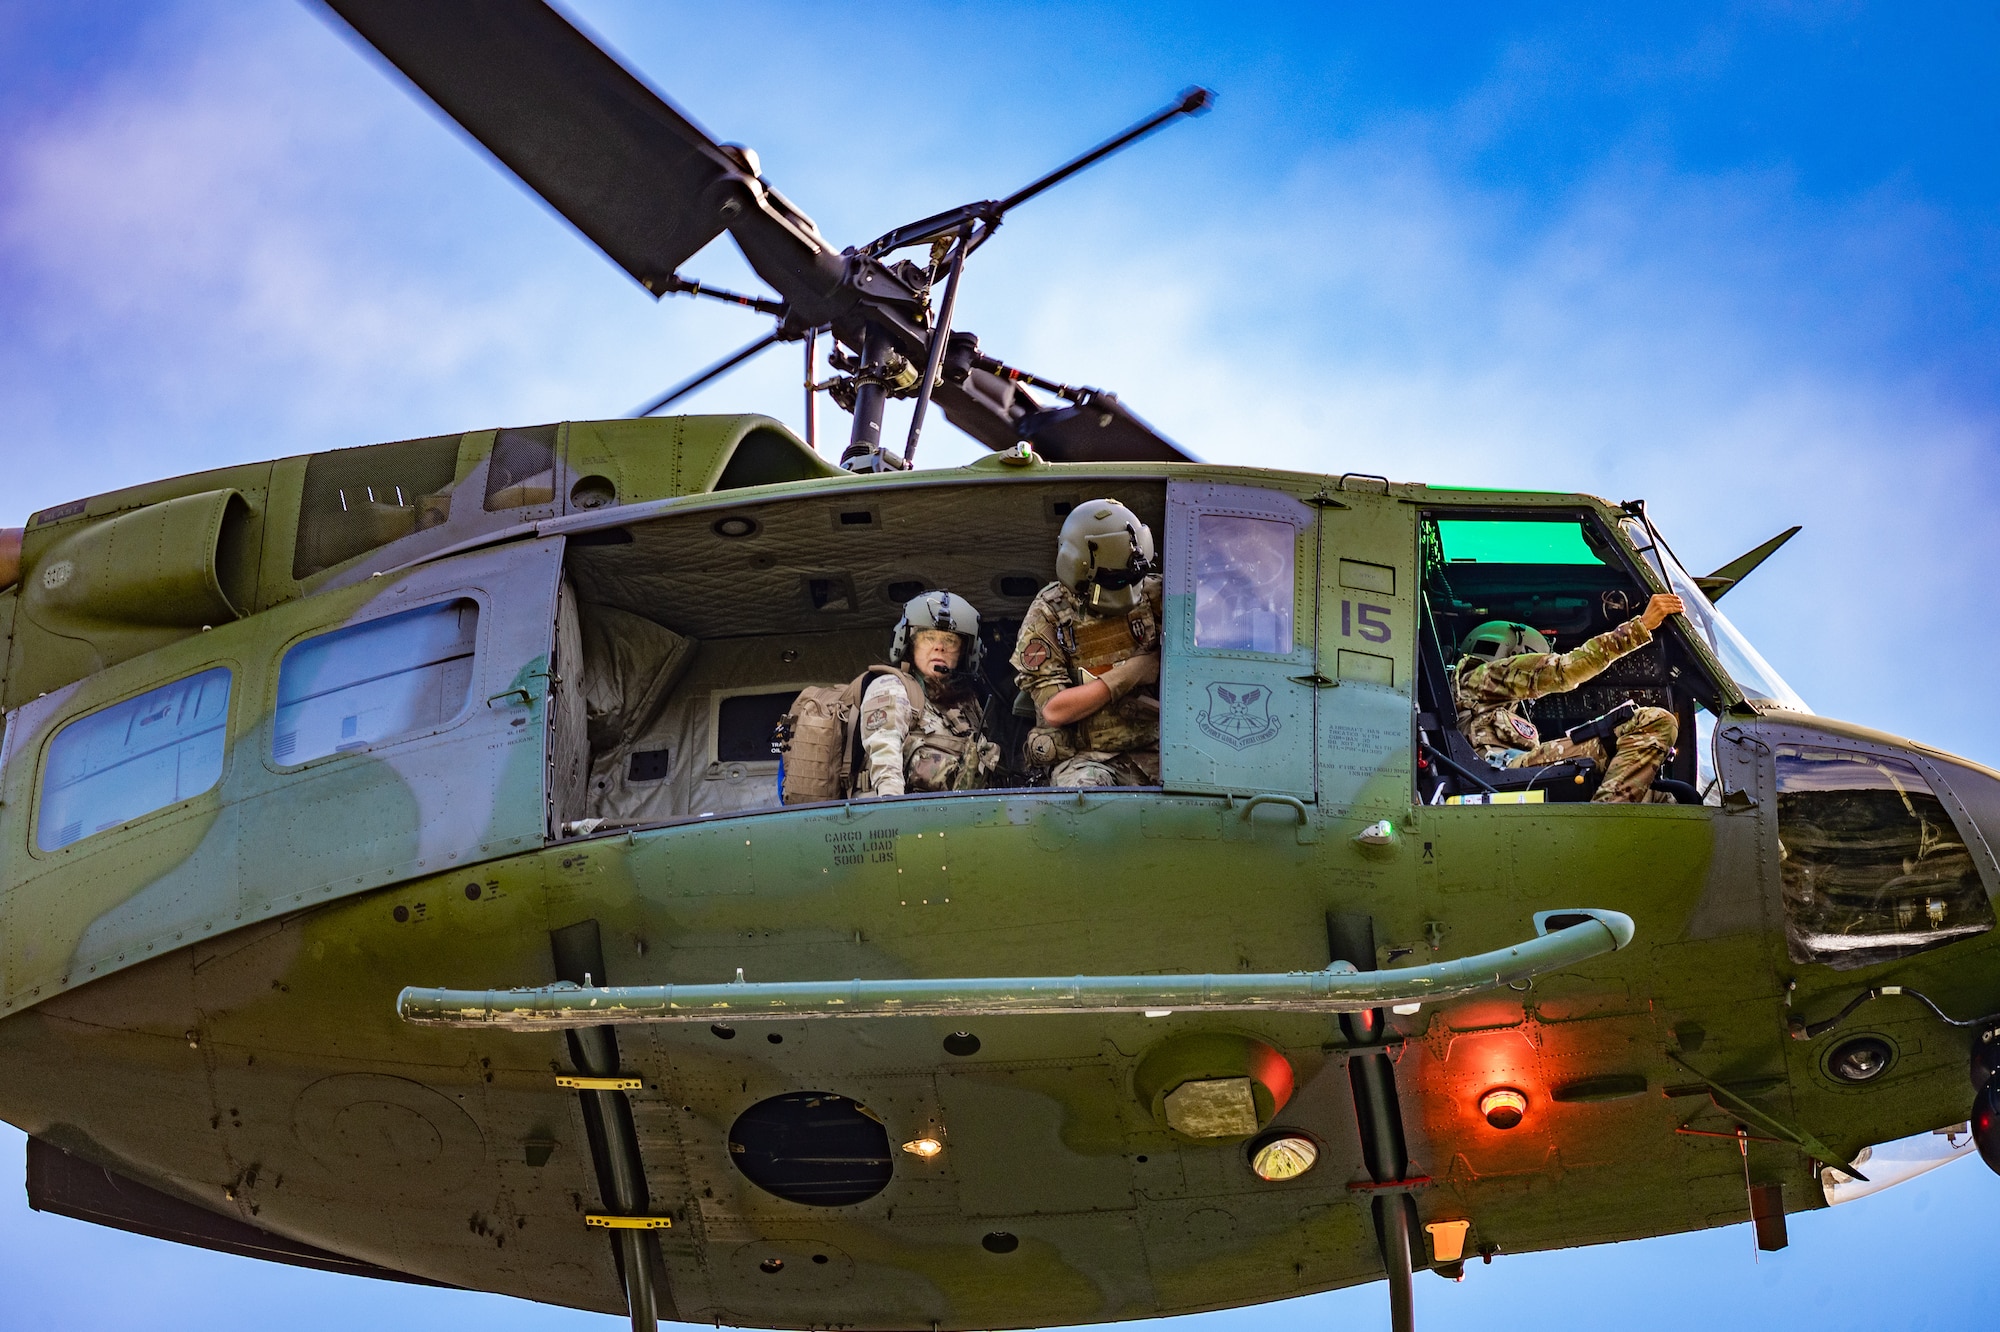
left=398, top=911, right=1634, bottom=1031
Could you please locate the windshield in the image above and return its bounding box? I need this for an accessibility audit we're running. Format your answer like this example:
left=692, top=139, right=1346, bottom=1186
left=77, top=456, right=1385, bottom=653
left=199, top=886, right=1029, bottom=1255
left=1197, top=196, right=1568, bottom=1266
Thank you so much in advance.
left=1619, top=516, right=1810, bottom=713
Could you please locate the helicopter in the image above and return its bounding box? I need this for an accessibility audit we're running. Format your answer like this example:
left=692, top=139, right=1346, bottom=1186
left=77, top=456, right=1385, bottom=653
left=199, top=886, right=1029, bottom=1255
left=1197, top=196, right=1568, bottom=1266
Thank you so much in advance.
left=2, top=5, right=1998, bottom=1332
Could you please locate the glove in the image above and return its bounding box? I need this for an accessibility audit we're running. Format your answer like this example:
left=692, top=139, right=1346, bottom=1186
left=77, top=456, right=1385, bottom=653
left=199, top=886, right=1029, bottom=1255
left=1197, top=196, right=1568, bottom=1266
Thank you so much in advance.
left=1096, top=652, right=1160, bottom=703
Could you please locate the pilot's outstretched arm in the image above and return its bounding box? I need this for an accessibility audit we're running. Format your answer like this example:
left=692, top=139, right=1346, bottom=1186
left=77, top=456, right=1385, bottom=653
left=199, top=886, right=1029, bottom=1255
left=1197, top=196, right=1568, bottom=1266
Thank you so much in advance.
left=1457, top=595, right=1683, bottom=707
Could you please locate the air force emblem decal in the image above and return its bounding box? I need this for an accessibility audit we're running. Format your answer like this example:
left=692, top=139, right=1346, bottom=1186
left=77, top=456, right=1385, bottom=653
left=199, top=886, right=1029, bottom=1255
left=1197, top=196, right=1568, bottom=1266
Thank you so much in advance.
left=1197, top=681, right=1281, bottom=750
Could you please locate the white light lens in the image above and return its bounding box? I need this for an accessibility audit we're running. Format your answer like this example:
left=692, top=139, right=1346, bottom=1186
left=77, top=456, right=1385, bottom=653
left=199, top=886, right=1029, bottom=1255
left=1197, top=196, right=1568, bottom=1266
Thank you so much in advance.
left=902, top=1137, right=943, bottom=1158
left=1249, top=1134, right=1319, bottom=1181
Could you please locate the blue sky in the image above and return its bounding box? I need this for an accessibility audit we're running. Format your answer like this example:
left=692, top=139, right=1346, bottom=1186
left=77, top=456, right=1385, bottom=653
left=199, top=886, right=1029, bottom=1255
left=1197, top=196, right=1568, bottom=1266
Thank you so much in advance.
left=3, top=1, right=1998, bottom=1328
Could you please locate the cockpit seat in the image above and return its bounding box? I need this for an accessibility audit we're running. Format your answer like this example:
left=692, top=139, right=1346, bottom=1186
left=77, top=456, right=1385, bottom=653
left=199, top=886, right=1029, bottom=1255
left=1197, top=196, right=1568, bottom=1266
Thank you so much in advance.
left=1419, top=713, right=1701, bottom=805
left=1418, top=714, right=1601, bottom=802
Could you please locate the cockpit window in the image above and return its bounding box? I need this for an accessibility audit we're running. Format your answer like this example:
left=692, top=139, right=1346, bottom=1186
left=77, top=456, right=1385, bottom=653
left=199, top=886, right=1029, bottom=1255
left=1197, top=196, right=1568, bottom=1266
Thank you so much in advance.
left=1436, top=519, right=1604, bottom=565
left=1618, top=516, right=1809, bottom=713
left=1776, top=745, right=1993, bottom=968
left=1414, top=509, right=1728, bottom=804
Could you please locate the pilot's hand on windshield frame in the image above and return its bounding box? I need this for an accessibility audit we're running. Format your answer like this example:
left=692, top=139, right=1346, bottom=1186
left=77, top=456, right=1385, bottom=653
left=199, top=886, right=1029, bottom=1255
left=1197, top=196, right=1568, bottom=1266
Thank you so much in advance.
left=1639, top=593, right=1686, bottom=631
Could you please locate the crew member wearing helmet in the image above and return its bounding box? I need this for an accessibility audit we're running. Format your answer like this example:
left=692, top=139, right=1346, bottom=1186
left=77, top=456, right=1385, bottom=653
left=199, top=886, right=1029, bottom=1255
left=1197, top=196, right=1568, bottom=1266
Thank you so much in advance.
left=1454, top=592, right=1685, bottom=803
left=1012, top=499, right=1164, bottom=787
left=858, top=591, right=1001, bottom=797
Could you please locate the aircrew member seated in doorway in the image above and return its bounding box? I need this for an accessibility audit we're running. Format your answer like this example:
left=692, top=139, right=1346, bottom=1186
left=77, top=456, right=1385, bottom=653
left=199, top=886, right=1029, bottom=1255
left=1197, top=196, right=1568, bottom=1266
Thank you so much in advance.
left=1453, top=593, right=1685, bottom=803
left=1012, top=499, right=1164, bottom=787
left=857, top=592, right=1001, bottom=796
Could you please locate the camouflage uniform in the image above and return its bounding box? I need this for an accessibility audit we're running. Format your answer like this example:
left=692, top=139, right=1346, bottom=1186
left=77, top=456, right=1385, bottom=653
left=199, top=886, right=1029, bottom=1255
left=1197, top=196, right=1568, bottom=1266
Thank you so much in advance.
left=1012, top=576, right=1164, bottom=787
left=1453, top=617, right=1678, bottom=804
left=857, top=668, right=999, bottom=797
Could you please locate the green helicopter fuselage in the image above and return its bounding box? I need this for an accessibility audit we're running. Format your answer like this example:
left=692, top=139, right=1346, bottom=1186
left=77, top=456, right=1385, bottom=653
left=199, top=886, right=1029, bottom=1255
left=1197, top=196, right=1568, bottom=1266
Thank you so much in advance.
left=0, top=415, right=1990, bottom=1326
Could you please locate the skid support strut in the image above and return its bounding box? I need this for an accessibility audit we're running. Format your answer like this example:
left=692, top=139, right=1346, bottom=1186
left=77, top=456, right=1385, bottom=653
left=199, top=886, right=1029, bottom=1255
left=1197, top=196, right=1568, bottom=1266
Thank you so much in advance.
left=551, top=921, right=672, bottom=1332
left=1331, top=913, right=1417, bottom=1332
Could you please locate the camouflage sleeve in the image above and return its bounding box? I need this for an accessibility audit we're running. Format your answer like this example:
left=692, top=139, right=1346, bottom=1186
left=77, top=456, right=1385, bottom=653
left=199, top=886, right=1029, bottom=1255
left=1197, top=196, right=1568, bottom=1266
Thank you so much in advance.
left=1457, top=618, right=1653, bottom=705
left=1011, top=588, right=1073, bottom=713
left=859, top=673, right=914, bottom=797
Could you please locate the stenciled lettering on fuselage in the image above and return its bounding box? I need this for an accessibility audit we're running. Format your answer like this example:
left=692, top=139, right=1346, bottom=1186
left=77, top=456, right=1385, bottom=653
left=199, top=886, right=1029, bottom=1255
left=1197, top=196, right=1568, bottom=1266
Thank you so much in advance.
left=1197, top=681, right=1282, bottom=749
left=825, top=827, right=898, bottom=867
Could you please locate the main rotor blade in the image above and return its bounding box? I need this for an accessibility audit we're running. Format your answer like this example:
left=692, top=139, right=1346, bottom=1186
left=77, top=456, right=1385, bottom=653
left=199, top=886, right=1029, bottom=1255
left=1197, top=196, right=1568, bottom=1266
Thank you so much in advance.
left=928, top=373, right=1196, bottom=463
left=316, top=0, right=744, bottom=295
left=632, top=331, right=783, bottom=417
left=1019, top=391, right=1197, bottom=464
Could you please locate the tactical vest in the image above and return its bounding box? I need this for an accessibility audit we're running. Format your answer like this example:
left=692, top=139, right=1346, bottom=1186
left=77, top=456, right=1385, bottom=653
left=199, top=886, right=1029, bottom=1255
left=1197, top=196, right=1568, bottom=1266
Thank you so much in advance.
left=891, top=691, right=992, bottom=794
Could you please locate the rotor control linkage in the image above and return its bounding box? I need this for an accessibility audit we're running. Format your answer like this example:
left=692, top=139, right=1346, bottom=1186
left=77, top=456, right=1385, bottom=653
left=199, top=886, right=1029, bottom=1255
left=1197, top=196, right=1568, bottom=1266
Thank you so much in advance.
left=936, top=331, right=1104, bottom=407
left=661, top=275, right=787, bottom=316
left=397, top=911, right=1634, bottom=1029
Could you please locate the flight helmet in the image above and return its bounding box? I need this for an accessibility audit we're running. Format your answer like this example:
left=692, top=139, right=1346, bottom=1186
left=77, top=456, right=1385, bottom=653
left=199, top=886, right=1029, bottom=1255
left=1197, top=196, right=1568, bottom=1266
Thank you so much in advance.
left=1056, top=499, right=1156, bottom=613
left=891, top=590, right=984, bottom=678
left=1458, top=620, right=1552, bottom=666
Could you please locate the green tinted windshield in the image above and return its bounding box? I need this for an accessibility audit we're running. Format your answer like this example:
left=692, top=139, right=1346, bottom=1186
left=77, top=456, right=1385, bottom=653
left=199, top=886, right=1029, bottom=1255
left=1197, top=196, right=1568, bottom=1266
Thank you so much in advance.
left=1435, top=520, right=1604, bottom=565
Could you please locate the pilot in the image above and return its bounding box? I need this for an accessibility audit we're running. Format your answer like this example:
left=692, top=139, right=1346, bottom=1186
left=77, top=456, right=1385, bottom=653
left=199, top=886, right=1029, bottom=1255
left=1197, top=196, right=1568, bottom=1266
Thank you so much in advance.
left=858, top=591, right=1001, bottom=797
left=1013, top=499, right=1163, bottom=787
left=1453, top=593, right=1685, bottom=803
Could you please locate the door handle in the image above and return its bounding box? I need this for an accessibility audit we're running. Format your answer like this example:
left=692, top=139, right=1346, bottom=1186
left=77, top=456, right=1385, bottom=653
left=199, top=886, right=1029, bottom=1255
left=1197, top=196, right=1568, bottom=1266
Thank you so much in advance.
left=1231, top=793, right=1320, bottom=844
left=1238, top=793, right=1308, bottom=823
left=488, top=670, right=559, bottom=709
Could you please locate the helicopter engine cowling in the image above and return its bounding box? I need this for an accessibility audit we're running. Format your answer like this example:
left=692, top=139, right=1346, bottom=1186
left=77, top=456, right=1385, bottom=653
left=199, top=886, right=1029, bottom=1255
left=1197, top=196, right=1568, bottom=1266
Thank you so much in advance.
left=0, top=526, right=20, bottom=592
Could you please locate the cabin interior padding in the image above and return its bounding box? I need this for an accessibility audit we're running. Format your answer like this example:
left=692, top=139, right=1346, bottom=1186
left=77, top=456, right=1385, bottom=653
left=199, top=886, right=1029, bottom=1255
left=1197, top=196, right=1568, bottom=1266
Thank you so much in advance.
left=559, top=479, right=1167, bottom=824
left=563, top=480, right=1166, bottom=639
